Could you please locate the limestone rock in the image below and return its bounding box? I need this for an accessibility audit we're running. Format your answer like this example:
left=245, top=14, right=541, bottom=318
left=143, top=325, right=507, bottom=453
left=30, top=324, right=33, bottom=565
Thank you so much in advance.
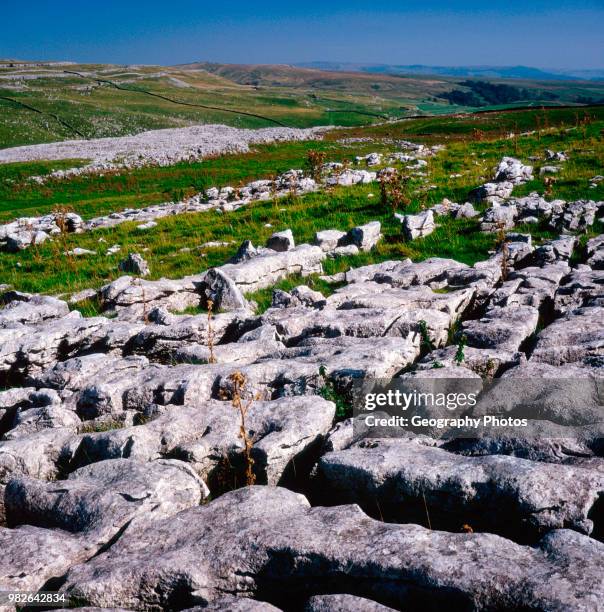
left=316, top=438, right=603, bottom=540
left=314, top=229, right=346, bottom=252
left=0, top=525, right=89, bottom=591
left=58, top=486, right=604, bottom=611
left=6, top=458, right=208, bottom=544
left=398, top=210, right=435, bottom=240
left=346, top=221, right=381, bottom=251
left=118, top=252, right=150, bottom=277
left=70, top=397, right=335, bottom=487
left=203, top=267, right=250, bottom=311
left=462, top=305, right=539, bottom=352
left=266, top=229, right=295, bottom=252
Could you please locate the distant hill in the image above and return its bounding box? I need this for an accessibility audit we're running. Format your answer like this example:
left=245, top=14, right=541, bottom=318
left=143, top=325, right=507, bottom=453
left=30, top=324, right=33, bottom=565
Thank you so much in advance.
left=2, top=59, right=603, bottom=148
left=295, top=62, right=604, bottom=82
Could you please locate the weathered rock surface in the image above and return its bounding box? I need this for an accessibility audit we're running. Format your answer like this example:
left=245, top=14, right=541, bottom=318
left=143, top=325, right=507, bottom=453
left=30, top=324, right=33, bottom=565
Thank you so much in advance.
left=345, top=221, right=381, bottom=252
left=219, top=244, right=326, bottom=293
left=266, top=229, right=295, bottom=252
left=533, top=235, right=576, bottom=265
left=6, top=458, right=208, bottom=544
left=0, top=525, right=89, bottom=591
left=202, top=267, right=250, bottom=311
left=2, top=236, right=604, bottom=611
left=531, top=306, right=604, bottom=365
left=587, top=234, right=604, bottom=269
left=554, top=267, right=604, bottom=315
left=493, top=157, right=533, bottom=184
left=118, top=252, right=150, bottom=277
left=480, top=204, right=518, bottom=232
left=316, top=438, right=603, bottom=540
left=305, top=594, right=396, bottom=611
left=57, top=486, right=604, bottom=611
left=70, top=397, right=335, bottom=487
left=0, top=291, right=70, bottom=327
left=398, top=210, right=436, bottom=240
left=314, top=229, right=346, bottom=251
left=462, top=305, right=540, bottom=352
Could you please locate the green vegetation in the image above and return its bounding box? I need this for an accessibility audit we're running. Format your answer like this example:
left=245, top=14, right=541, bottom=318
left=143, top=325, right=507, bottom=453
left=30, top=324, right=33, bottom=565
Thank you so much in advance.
left=441, top=80, right=559, bottom=107
left=1, top=61, right=603, bottom=148
left=0, top=106, right=602, bottom=301
left=318, top=365, right=351, bottom=419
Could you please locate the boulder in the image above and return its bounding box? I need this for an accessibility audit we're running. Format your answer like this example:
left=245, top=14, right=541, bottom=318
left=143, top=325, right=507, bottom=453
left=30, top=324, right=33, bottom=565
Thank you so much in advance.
left=314, top=229, right=347, bottom=252
left=453, top=202, right=478, bottom=219
left=533, top=235, right=576, bottom=265
left=480, top=204, right=518, bottom=232
left=586, top=234, right=604, bottom=269
left=118, top=252, right=150, bottom=277
left=493, top=157, right=533, bottom=184
left=346, top=221, right=381, bottom=252
left=531, top=306, right=604, bottom=365
left=219, top=245, right=326, bottom=293
left=316, top=438, right=603, bottom=540
left=0, top=525, right=89, bottom=591
left=70, top=397, right=335, bottom=487
left=462, top=305, right=539, bottom=352
left=0, top=292, right=69, bottom=328
left=6, top=458, right=208, bottom=544
left=203, top=267, right=250, bottom=311
left=266, top=229, right=295, bottom=252
left=550, top=199, right=598, bottom=233
left=328, top=244, right=360, bottom=258
left=99, top=274, right=202, bottom=319
left=471, top=181, right=514, bottom=203
left=554, top=268, right=604, bottom=315
left=398, top=210, right=435, bottom=240
left=57, top=486, right=604, bottom=611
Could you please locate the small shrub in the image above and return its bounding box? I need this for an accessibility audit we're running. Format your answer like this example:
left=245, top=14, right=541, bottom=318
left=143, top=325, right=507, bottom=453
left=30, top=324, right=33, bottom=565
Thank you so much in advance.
left=305, top=150, right=327, bottom=181
left=206, top=298, right=217, bottom=364
left=418, top=319, right=435, bottom=353
left=454, top=335, right=467, bottom=365
left=318, top=365, right=350, bottom=419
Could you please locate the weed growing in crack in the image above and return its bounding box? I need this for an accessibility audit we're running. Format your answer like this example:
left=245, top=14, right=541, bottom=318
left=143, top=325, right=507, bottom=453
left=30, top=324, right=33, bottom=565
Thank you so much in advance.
left=318, top=364, right=350, bottom=419
left=418, top=319, right=435, bottom=353
left=206, top=298, right=217, bottom=364
left=227, top=371, right=258, bottom=486
left=495, top=222, right=510, bottom=281
left=454, top=334, right=467, bottom=365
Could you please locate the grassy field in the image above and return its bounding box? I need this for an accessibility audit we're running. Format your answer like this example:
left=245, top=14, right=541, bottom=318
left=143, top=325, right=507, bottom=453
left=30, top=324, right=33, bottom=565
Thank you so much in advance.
left=1, top=106, right=602, bottom=306
left=1, top=61, right=603, bottom=148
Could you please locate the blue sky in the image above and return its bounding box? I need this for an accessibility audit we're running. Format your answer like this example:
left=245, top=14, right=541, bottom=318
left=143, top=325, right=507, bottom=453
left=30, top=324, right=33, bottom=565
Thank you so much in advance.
left=2, top=1, right=603, bottom=69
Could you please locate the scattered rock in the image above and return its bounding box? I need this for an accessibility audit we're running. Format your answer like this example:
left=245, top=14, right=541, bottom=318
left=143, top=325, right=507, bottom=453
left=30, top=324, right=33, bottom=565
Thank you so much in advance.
left=346, top=221, right=381, bottom=251
left=118, top=253, right=150, bottom=277
left=314, top=229, right=346, bottom=252
left=203, top=268, right=250, bottom=311
left=266, top=229, right=295, bottom=252
left=398, top=210, right=436, bottom=240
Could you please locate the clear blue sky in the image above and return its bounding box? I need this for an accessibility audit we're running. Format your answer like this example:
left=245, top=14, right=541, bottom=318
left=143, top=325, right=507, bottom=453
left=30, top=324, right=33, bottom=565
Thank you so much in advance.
left=1, top=0, right=602, bottom=69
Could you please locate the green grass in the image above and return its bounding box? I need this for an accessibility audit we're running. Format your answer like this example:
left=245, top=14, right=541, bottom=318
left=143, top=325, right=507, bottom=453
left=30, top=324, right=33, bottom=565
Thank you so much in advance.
left=1, top=61, right=603, bottom=148
left=0, top=106, right=602, bottom=300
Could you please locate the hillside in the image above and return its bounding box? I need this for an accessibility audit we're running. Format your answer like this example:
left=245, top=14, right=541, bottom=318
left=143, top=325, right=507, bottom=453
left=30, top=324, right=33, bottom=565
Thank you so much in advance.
left=297, top=61, right=604, bottom=81
left=2, top=60, right=603, bottom=149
